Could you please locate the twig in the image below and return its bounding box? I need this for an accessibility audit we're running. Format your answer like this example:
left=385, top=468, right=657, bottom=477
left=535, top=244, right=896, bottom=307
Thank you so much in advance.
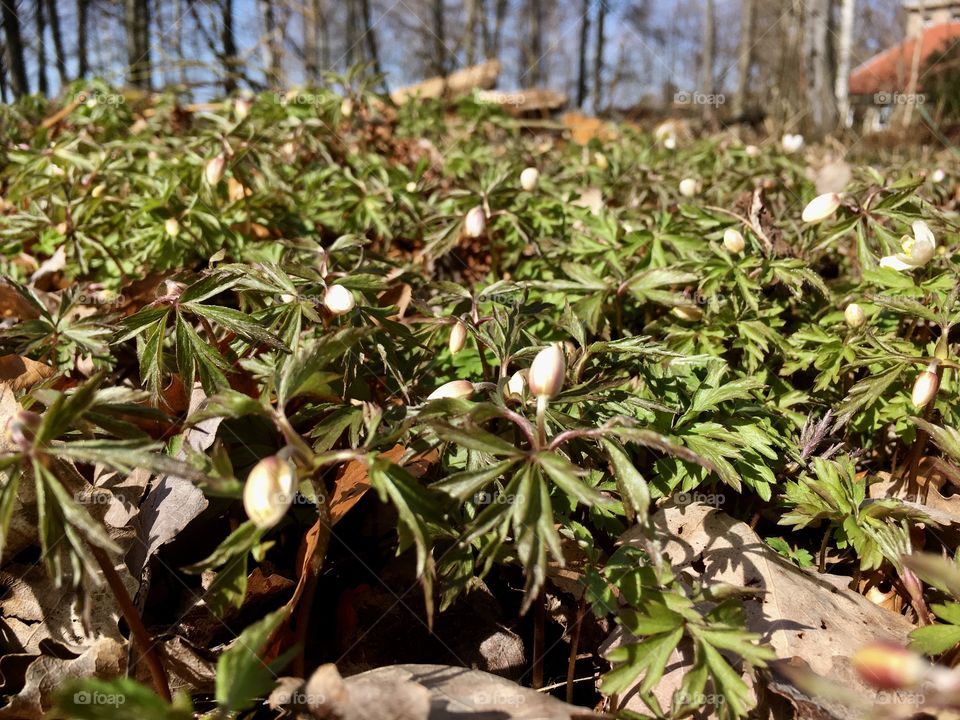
left=532, top=587, right=545, bottom=689
left=90, top=545, right=171, bottom=702
left=566, top=596, right=586, bottom=704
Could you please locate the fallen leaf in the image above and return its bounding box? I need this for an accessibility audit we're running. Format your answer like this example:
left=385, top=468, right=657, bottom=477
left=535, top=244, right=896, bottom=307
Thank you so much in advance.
left=0, top=355, right=54, bottom=390
left=607, top=503, right=918, bottom=718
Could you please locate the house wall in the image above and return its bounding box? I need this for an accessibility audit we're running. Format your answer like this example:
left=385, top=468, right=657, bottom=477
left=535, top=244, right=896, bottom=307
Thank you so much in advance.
left=905, top=1, right=960, bottom=36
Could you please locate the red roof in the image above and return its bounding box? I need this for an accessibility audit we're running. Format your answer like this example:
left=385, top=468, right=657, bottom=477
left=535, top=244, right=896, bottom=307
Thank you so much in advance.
left=849, top=22, right=960, bottom=95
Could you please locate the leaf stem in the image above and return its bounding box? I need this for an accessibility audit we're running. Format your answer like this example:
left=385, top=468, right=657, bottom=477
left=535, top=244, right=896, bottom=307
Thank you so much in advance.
left=90, top=544, right=171, bottom=702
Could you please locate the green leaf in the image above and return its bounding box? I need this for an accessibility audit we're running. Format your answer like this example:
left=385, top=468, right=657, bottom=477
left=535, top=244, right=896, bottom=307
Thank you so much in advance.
left=538, top=451, right=609, bottom=506
left=602, top=438, right=650, bottom=523
left=215, top=606, right=291, bottom=712
left=55, top=677, right=194, bottom=720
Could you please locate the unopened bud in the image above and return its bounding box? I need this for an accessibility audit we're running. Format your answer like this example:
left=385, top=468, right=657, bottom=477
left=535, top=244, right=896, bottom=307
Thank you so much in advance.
left=427, top=379, right=474, bottom=400
left=234, top=95, right=253, bottom=120
left=911, top=361, right=940, bottom=409
left=528, top=343, right=566, bottom=398
left=464, top=206, right=486, bottom=238
left=723, top=228, right=745, bottom=254
left=802, top=193, right=842, bottom=223
left=679, top=178, right=698, bottom=198
left=204, top=154, right=226, bottom=186
left=781, top=133, right=805, bottom=153
left=664, top=136, right=677, bottom=150
left=91, top=183, right=106, bottom=198
left=744, top=144, right=761, bottom=157
left=844, top=302, right=865, bottom=328
left=164, top=218, right=180, bottom=237
left=243, top=455, right=296, bottom=529
left=448, top=320, right=467, bottom=355
left=5, top=410, right=41, bottom=449
left=405, top=181, right=417, bottom=193
left=323, top=284, right=356, bottom=315
left=931, top=168, right=946, bottom=184
left=594, top=152, right=609, bottom=170
left=520, top=167, right=540, bottom=191
left=853, top=642, right=927, bottom=690
left=672, top=305, right=703, bottom=321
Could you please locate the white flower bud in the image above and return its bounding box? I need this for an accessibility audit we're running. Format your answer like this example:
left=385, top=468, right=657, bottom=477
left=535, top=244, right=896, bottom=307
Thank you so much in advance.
left=671, top=305, right=703, bottom=321
left=427, top=379, right=474, bottom=400
left=781, top=133, right=805, bottom=153
left=204, top=154, right=226, bottom=186
left=723, top=228, right=745, bottom=254
left=164, top=218, right=180, bottom=237
left=243, top=455, right=296, bottom=529
left=911, top=362, right=940, bottom=409
left=528, top=343, right=566, bottom=398
left=91, top=183, right=106, bottom=198
left=520, top=167, right=540, bottom=191
left=931, top=169, right=946, bottom=184
left=802, top=193, right=842, bottom=223
left=405, top=181, right=417, bottom=193
left=341, top=98, right=354, bottom=117
left=844, top=302, right=865, bottom=328
left=594, top=152, right=609, bottom=170
left=448, top=320, right=467, bottom=355
left=323, top=284, right=356, bottom=315
left=664, top=136, right=677, bottom=150
left=464, top=206, right=486, bottom=238
left=679, top=178, right=698, bottom=198
left=234, top=95, right=253, bottom=120
left=506, top=371, right=526, bottom=399
left=745, top=144, right=761, bottom=157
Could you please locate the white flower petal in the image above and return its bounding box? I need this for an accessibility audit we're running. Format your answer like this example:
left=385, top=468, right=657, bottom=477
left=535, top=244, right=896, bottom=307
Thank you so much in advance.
left=912, top=220, right=936, bottom=249
left=879, top=255, right=915, bottom=271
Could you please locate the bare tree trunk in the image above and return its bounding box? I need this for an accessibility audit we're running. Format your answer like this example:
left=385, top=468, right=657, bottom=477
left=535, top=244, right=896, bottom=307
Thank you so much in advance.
left=222, top=0, right=238, bottom=93
left=464, top=0, right=478, bottom=66
left=76, top=0, right=89, bottom=78
left=575, top=0, right=590, bottom=108
left=903, top=0, right=925, bottom=126
left=35, top=0, right=48, bottom=95
left=44, top=0, right=66, bottom=86
left=701, top=0, right=715, bottom=120
left=259, top=0, right=281, bottom=87
left=360, top=0, right=385, bottom=88
left=732, top=0, right=754, bottom=117
left=593, top=0, right=607, bottom=112
left=804, top=0, right=837, bottom=134
left=835, top=0, right=855, bottom=127
left=345, top=0, right=358, bottom=67
left=0, top=39, right=8, bottom=101
left=431, top=0, right=446, bottom=76
left=524, top=0, right=543, bottom=86
left=304, top=0, right=319, bottom=82
left=488, top=0, right=506, bottom=61
left=1, top=0, right=27, bottom=97
left=124, top=0, right=151, bottom=89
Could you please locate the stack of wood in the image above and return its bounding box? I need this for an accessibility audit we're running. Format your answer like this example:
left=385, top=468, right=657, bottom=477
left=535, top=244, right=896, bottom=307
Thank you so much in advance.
left=390, top=61, right=566, bottom=116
